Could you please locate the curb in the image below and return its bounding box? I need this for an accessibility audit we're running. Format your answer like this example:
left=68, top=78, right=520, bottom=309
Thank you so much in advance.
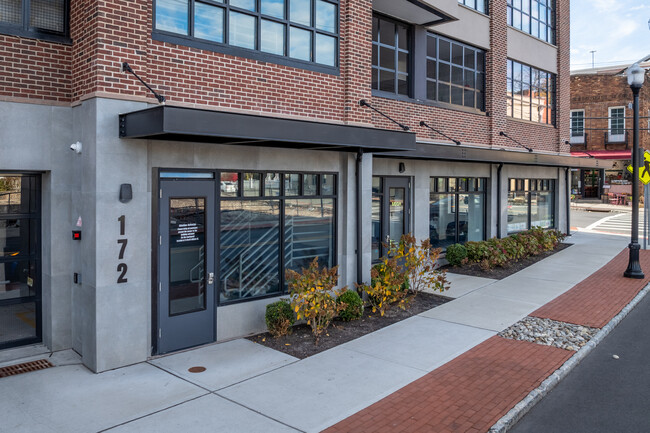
left=488, top=282, right=650, bottom=433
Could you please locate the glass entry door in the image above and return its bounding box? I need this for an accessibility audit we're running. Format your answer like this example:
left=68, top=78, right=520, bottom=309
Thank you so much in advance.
left=0, top=175, right=40, bottom=350
left=372, top=177, right=410, bottom=260
left=158, top=180, right=215, bottom=354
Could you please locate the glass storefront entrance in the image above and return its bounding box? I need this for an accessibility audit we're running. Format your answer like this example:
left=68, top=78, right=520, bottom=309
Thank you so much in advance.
left=0, top=174, right=41, bottom=350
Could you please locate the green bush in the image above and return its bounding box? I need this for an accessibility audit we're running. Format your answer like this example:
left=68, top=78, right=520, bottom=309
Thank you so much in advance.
left=445, top=243, right=467, bottom=266
left=265, top=300, right=295, bottom=337
left=337, top=290, right=364, bottom=321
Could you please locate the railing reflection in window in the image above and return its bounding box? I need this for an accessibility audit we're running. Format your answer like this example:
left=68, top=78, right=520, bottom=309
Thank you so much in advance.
left=284, top=198, right=334, bottom=273
left=220, top=200, right=281, bottom=303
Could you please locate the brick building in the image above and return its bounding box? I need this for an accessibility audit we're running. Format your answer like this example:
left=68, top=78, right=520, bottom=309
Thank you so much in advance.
left=570, top=58, right=650, bottom=200
left=0, top=0, right=602, bottom=371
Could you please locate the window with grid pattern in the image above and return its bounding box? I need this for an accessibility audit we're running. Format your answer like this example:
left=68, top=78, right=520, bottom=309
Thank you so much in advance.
left=372, top=14, right=410, bottom=97
left=507, top=0, right=555, bottom=44
left=507, top=59, right=555, bottom=125
left=458, top=0, right=486, bottom=14
left=154, top=0, right=339, bottom=68
left=426, top=33, right=485, bottom=111
left=0, top=0, right=68, bottom=39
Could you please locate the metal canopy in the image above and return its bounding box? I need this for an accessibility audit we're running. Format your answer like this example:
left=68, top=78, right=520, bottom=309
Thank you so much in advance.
left=379, top=142, right=613, bottom=169
left=119, top=105, right=416, bottom=153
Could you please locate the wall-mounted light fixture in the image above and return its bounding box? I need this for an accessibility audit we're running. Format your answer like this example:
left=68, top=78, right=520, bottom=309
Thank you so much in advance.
left=70, top=141, right=82, bottom=154
left=119, top=184, right=133, bottom=203
left=398, top=162, right=406, bottom=173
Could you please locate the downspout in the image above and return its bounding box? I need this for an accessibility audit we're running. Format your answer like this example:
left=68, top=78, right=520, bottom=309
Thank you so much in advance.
left=565, top=167, right=571, bottom=236
left=496, top=163, right=503, bottom=238
left=356, top=150, right=364, bottom=286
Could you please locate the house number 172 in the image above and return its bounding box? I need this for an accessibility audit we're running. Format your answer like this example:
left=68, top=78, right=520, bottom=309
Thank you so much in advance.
left=117, top=215, right=128, bottom=283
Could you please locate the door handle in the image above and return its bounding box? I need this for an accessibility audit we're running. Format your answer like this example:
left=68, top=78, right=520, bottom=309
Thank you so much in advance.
left=208, top=272, right=214, bottom=285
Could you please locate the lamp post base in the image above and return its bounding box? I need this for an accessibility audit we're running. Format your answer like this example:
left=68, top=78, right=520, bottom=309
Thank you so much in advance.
left=624, top=243, right=645, bottom=279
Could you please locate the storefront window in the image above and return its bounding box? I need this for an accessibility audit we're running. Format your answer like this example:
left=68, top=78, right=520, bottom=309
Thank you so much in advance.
left=219, top=171, right=336, bottom=303
left=430, top=177, right=486, bottom=249
left=507, top=178, right=555, bottom=233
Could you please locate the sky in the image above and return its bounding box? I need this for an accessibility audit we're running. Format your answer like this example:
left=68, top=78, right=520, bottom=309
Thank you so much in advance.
left=571, top=0, right=650, bottom=71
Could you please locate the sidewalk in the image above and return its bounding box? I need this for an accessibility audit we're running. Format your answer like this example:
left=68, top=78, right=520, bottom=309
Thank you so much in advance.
left=0, top=231, right=646, bottom=433
left=571, top=201, right=633, bottom=213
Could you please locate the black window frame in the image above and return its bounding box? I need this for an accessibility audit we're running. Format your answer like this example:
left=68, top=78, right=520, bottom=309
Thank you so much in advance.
left=458, top=0, right=488, bottom=15
left=0, top=0, right=71, bottom=44
left=507, top=178, right=555, bottom=234
left=426, top=33, right=486, bottom=111
left=429, top=176, right=487, bottom=249
left=152, top=0, right=340, bottom=76
left=217, top=169, right=337, bottom=305
left=570, top=109, right=584, bottom=138
left=507, top=0, right=555, bottom=45
left=507, top=59, right=556, bottom=126
left=371, top=13, right=412, bottom=98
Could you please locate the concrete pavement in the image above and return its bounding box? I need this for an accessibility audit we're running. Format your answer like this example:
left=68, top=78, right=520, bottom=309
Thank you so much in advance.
left=0, top=231, right=642, bottom=433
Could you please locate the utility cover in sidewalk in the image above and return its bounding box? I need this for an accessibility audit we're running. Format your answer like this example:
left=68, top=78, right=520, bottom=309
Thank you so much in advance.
left=0, top=359, right=54, bottom=378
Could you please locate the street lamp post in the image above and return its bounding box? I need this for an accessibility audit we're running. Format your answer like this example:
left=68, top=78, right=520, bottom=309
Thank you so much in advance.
left=624, top=63, right=645, bottom=279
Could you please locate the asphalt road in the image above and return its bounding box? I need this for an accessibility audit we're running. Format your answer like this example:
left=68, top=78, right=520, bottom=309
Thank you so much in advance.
left=510, top=290, right=650, bottom=433
left=570, top=209, right=616, bottom=231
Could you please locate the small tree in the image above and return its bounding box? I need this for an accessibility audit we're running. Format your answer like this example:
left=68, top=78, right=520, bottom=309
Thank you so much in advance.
left=286, top=258, right=346, bottom=342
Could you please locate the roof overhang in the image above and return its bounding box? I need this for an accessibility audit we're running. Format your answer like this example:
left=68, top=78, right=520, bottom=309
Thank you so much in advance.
left=380, top=142, right=613, bottom=169
left=373, top=0, right=458, bottom=26
left=119, top=105, right=416, bottom=153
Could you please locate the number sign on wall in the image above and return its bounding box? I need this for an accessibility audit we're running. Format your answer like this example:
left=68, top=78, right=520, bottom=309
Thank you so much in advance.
left=117, top=215, right=128, bottom=283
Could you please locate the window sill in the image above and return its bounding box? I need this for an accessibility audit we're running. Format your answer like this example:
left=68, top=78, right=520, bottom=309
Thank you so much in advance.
left=507, top=25, right=557, bottom=49
left=457, top=3, right=489, bottom=17
left=0, top=25, right=71, bottom=45
left=372, top=90, right=487, bottom=117
left=152, top=31, right=340, bottom=76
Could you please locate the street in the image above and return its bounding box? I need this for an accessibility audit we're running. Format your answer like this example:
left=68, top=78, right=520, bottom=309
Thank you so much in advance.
left=572, top=208, right=649, bottom=240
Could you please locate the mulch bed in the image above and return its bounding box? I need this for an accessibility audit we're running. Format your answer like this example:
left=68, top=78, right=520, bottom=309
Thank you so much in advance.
left=441, top=242, right=573, bottom=280
left=247, top=292, right=449, bottom=359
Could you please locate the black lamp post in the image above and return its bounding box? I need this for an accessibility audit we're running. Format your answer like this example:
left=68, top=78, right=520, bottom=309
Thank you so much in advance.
left=624, top=63, right=645, bottom=279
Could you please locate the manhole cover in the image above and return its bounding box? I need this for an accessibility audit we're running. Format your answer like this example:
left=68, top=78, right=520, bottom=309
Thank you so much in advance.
left=188, top=366, right=206, bottom=373
left=0, top=359, right=54, bottom=378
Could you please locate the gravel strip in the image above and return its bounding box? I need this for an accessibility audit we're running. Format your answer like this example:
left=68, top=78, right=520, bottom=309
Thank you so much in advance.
left=498, top=316, right=600, bottom=351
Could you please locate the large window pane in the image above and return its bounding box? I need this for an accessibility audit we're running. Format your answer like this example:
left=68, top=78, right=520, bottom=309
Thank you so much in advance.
left=507, top=192, right=529, bottom=233
left=315, top=33, right=336, bottom=66
left=315, top=0, right=336, bottom=33
left=261, top=19, right=285, bottom=55
left=459, top=194, right=484, bottom=242
left=229, top=11, right=256, bottom=49
left=0, top=219, right=38, bottom=258
left=156, top=0, right=189, bottom=34
left=284, top=198, right=335, bottom=271
left=220, top=200, right=280, bottom=302
left=0, top=0, right=21, bottom=25
left=30, top=0, right=65, bottom=32
left=231, top=0, right=256, bottom=11
left=194, top=2, right=224, bottom=42
left=430, top=193, right=456, bottom=249
left=531, top=191, right=553, bottom=228
left=261, top=0, right=284, bottom=18
left=0, top=300, right=36, bottom=344
left=372, top=193, right=381, bottom=262
left=290, top=26, right=311, bottom=61
left=290, top=0, right=311, bottom=26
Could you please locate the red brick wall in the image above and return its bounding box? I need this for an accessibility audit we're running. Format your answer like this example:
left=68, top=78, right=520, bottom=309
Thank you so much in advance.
left=0, top=35, right=71, bottom=102
left=571, top=72, right=650, bottom=151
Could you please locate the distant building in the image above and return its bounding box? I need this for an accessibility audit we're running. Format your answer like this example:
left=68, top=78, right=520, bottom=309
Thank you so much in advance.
left=570, top=58, right=650, bottom=200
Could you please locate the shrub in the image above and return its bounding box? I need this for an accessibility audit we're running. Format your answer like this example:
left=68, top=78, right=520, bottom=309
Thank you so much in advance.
left=265, top=300, right=295, bottom=337
left=286, top=258, right=346, bottom=342
left=393, top=234, right=448, bottom=296
left=336, top=290, right=364, bottom=321
left=445, top=243, right=468, bottom=266
left=362, top=258, right=411, bottom=316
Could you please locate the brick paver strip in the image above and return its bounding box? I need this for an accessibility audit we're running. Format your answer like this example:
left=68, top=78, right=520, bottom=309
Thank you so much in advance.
left=324, top=336, right=572, bottom=433
left=531, top=249, right=650, bottom=328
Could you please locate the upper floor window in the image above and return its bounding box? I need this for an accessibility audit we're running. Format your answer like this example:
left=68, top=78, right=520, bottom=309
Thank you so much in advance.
left=507, top=59, right=555, bottom=125
left=372, top=14, right=410, bottom=96
left=458, top=0, right=486, bottom=14
left=154, top=0, right=339, bottom=70
left=608, top=107, right=626, bottom=143
left=426, top=33, right=485, bottom=111
left=570, top=109, right=585, bottom=144
left=507, top=0, right=555, bottom=44
left=0, top=0, right=69, bottom=42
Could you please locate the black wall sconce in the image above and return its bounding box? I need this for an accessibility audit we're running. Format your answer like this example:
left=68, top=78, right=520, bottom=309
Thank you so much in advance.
left=119, top=184, right=133, bottom=203
left=398, top=162, right=406, bottom=173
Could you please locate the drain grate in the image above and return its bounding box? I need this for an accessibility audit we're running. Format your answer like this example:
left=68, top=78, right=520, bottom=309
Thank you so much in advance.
left=0, top=359, right=54, bottom=378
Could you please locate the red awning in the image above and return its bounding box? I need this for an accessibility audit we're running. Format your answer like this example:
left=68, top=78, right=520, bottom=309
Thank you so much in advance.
left=571, top=150, right=631, bottom=160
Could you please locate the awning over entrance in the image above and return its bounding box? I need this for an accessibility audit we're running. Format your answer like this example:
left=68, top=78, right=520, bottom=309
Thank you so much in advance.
left=570, top=150, right=631, bottom=160
left=381, top=142, right=613, bottom=168
left=119, top=105, right=416, bottom=153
